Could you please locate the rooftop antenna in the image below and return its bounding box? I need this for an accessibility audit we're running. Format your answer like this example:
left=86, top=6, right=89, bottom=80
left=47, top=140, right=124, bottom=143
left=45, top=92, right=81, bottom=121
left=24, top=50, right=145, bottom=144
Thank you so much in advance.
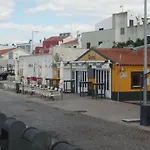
left=76, top=30, right=80, bottom=38
left=136, top=15, right=140, bottom=25
left=70, top=25, right=73, bottom=37
left=120, top=5, right=124, bottom=12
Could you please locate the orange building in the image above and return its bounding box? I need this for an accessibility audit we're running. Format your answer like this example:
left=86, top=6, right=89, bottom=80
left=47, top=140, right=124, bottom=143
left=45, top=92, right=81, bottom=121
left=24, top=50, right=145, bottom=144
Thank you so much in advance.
left=76, top=48, right=150, bottom=101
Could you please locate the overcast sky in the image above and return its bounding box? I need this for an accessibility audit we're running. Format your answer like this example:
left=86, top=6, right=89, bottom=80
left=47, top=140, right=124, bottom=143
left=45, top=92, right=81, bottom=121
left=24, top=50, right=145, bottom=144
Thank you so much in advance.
left=0, top=0, right=149, bottom=44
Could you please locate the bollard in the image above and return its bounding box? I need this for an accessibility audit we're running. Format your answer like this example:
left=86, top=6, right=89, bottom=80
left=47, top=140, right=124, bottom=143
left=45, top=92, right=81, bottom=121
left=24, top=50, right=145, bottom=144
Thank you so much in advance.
left=0, top=113, right=7, bottom=150
left=21, top=127, right=52, bottom=150
left=51, top=141, right=83, bottom=150
left=0, top=117, right=26, bottom=150
left=0, top=113, right=7, bottom=131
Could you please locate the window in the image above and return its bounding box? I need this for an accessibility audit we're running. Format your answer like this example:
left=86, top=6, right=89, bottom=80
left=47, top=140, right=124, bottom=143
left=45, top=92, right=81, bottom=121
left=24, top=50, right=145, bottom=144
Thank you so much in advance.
left=87, top=42, right=91, bottom=49
left=129, top=20, right=134, bottom=26
left=120, top=28, right=125, bottom=35
left=107, top=71, right=109, bottom=90
left=72, top=70, right=75, bottom=79
left=98, top=41, right=103, bottom=46
left=99, top=28, right=104, bottom=31
left=131, top=72, right=142, bottom=88
left=58, top=70, right=60, bottom=78
left=8, top=52, right=13, bottom=59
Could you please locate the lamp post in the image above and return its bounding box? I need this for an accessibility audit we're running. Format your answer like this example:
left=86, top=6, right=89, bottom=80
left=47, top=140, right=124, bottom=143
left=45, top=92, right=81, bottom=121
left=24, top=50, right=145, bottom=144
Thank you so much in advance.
left=143, top=0, right=148, bottom=105
left=31, top=31, right=38, bottom=54
left=140, top=0, right=150, bottom=126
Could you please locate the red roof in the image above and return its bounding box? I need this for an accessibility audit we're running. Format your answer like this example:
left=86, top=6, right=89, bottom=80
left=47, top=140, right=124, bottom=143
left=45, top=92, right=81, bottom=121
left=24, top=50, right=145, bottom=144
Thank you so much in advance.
left=63, top=39, right=78, bottom=45
left=45, top=36, right=65, bottom=41
left=35, top=46, right=43, bottom=54
left=0, top=48, right=16, bottom=56
left=95, top=48, right=150, bottom=65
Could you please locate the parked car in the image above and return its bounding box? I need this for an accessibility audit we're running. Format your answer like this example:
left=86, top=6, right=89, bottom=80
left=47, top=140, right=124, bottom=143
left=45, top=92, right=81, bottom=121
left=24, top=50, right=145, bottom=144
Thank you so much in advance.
left=0, top=70, right=15, bottom=80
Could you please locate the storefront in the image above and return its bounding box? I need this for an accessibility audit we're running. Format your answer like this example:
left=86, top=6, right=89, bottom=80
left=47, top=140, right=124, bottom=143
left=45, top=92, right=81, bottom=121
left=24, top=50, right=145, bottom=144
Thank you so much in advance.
left=75, top=49, right=112, bottom=99
left=53, top=49, right=112, bottom=98
left=53, top=48, right=150, bottom=101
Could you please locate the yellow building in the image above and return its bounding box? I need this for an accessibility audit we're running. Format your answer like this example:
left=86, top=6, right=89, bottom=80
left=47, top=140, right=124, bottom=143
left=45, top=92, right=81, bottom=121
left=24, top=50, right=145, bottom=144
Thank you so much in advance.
left=75, top=48, right=150, bottom=101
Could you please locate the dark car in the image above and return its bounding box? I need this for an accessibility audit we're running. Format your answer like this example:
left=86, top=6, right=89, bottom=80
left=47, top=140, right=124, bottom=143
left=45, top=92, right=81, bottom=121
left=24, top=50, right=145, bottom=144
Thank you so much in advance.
left=0, top=70, right=15, bottom=80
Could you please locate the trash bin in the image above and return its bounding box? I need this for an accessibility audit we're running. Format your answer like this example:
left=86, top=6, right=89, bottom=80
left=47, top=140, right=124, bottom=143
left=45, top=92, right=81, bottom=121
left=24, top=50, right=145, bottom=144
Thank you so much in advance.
left=16, top=83, right=20, bottom=93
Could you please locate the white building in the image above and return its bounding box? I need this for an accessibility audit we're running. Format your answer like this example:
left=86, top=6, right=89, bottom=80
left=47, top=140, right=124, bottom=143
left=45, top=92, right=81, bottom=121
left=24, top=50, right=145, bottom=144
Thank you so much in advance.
left=17, top=42, right=42, bottom=54
left=19, top=54, right=53, bottom=78
left=95, top=11, right=144, bottom=31
left=81, top=11, right=150, bottom=48
left=52, top=46, right=87, bottom=61
left=16, top=43, right=32, bottom=53
left=0, top=47, right=30, bottom=70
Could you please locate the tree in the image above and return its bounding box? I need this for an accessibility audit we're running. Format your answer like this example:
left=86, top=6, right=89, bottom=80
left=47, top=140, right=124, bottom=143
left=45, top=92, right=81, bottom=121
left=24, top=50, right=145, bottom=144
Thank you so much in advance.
left=133, top=38, right=144, bottom=47
left=53, top=53, right=63, bottom=63
left=112, top=38, right=145, bottom=48
left=126, top=39, right=134, bottom=46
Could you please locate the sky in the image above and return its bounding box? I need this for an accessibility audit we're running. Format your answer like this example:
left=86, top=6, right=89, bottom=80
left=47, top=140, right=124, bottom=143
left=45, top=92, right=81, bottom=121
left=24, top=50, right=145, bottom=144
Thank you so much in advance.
left=0, top=0, right=149, bottom=44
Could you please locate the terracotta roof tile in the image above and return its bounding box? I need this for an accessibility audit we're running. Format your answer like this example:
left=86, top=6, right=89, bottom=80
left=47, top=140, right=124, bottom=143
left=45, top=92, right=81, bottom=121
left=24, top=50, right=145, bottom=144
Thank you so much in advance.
left=0, top=48, right=16, bottom=56
left=95, top=48, right=150, bottom=65
left=45, top=36, right=66, bottom=41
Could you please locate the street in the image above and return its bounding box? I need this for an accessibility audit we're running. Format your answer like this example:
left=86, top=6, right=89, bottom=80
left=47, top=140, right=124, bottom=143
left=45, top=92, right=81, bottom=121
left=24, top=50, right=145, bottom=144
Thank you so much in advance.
left=0, top=89, right=150, bottom=150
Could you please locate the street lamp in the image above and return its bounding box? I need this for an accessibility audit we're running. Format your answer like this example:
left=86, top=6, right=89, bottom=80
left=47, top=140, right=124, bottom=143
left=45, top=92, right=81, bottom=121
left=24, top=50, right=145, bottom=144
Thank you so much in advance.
left=31, top=31, right=39, bottom=54
left=143, top=0, right=148, bottom=105
left=140, top=0, right=150, bottom=126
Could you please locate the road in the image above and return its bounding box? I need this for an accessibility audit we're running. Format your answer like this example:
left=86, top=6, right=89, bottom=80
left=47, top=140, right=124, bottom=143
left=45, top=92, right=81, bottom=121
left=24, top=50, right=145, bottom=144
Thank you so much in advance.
left=0, top=89, right=150, bottom=150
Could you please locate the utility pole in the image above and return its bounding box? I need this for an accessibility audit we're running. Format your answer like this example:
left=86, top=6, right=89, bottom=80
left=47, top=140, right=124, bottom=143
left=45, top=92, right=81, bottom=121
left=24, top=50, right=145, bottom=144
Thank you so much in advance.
left=31, top=31, right=38, bottom=54
left=143, top=0, right=148, bottom=105
left=117, top=54, right=122, bottom=101
left=120, top=5, right=124, bottom=12
left=140, top=0, right=150, bottom=126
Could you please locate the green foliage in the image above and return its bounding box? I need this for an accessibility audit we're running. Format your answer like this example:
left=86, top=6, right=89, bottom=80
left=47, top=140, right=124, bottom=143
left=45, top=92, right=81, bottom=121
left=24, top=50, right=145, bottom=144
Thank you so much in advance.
left=112, top=38, right=150, bottom=48
left=53, top=53, right=63, bottom=63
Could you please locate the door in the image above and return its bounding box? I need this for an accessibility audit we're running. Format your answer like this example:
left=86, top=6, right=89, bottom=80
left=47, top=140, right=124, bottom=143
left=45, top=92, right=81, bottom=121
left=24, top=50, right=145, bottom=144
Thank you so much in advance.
left=95, top=69, right=111, bottom=98
left=76, top=71, right=88, bottom=93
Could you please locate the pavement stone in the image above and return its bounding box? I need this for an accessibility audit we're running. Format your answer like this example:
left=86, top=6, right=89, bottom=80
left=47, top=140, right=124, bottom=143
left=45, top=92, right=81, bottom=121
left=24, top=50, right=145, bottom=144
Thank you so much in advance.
left=0, top=89, right=150, bottom=150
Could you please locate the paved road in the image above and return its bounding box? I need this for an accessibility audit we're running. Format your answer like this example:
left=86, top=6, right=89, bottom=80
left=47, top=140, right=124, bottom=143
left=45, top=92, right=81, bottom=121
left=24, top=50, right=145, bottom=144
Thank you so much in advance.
left=0, top=90, right=150, bottom=150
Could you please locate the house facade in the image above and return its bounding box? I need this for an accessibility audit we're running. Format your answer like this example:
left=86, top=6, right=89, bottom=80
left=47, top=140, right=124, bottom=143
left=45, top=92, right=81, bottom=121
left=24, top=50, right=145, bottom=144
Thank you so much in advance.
left=35, top=33, right=71, bottom=54
left=52, top=48, right=150, bottom=101
left=81, top=11, right=150, bottom=49
left=19, top=54, right=53, bottom=78
left=60, top=39, right=79, bottom=48
left=75, top=48, right=150, bottom=101
left=0, top=48, right=30, bottom=70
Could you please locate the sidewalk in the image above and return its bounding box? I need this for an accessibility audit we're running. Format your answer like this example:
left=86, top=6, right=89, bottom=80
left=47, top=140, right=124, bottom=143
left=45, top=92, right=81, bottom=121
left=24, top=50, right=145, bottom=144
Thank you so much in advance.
left=2, top=88, right=148, bottom=130
left=28, top=93, right=140, bottom=124
left=28, top=93, right=150, bottom=131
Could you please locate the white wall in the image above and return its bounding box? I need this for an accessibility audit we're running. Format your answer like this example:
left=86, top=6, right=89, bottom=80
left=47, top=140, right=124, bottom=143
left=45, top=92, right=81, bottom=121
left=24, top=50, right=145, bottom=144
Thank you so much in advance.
left=0, top=59, right=7, bottom=69
left=62, top=36, right=75, bottom=43
left=127, top=23, right=150, bottom=42
left=2, top=48, right=29, bottom=60
left=19, top=54, right=53, bottom=78
left=53, top=46, right=87, bottom=61
left=113, top=12, right=128, bottom=43
left=82, top=11, right=149, bottom=48
left=127, top=11, right=140, bottom=26
left=64, top=67, right=71, bottom=80
left=81, top=29, right=115, bottom=48
left=59, top=43, right=78, bottom=48
left=95, top=11, right=142, bottom=32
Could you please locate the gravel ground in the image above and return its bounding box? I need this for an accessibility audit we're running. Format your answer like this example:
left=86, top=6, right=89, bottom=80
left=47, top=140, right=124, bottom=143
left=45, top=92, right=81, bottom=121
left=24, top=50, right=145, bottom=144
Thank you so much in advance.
left=0, top=90, right=150, bottom=150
